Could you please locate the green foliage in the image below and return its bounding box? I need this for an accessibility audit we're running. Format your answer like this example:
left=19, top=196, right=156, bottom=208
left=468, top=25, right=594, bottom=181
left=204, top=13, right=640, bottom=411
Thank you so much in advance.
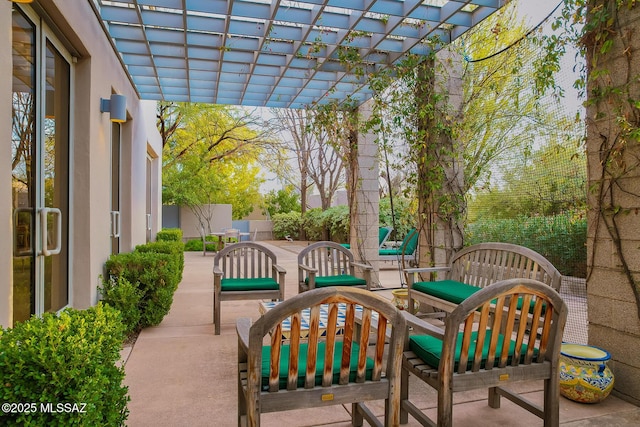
left=183, top=238, right=217, bottom=252
left=281, top=200, right=416, bottom=244
left=161, top=103, right=266, bottom=220
left=0, top=304, right=129, bottom=426
left=300, top=208, right=325, bottom=241
left=135, top=241, right=185, bottom=284
left=379, top=197, right=415, bottom=240
left=99, top=276, right=142, bottom=336
left=272, top=211, right=301, bottom=240
left=156, top=228, right=183, bottom=242
left=105, top=247, right=180, bottom=328
left=323, top=205, right=349, bottom=242
left=468, top=143, right=587, bottom=220
left=465, top=212, right=587, bottom=277
left=264, top=185, right=301, bottom=217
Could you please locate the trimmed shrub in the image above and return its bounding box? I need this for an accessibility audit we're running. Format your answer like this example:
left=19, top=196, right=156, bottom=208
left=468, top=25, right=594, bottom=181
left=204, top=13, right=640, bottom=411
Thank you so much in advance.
left=183, top=238, right=219, bottom=252
left=99, top=275, right=142, bottom=336
left=105, top=251, right=177, bottom=328
left=301, top=208, right=325, bottom=241
left=135, top=240, right=185, bottom=284
left=272, top=211, right=302, bottom=240
left=0, top=303, right=129, bottom=426
left=323, top=205, right=349, bottom=242
left=156, top=228, right=183, bottom=242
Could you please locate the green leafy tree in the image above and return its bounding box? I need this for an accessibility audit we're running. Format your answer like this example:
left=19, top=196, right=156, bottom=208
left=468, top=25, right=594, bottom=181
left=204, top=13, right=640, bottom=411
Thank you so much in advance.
left=362, top=2, right=583, bottom=264
left=263, top=185, right=301, bottom=217
left=455, top=3, right=581, bottom=196
left=468, top=141, right=586, bottom=220
left=160, top=103, right=269, bottom=228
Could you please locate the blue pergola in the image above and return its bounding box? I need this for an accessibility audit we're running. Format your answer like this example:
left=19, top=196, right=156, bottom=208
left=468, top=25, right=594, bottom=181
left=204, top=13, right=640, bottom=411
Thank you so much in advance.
left=93, top=0, right=506, bottom=108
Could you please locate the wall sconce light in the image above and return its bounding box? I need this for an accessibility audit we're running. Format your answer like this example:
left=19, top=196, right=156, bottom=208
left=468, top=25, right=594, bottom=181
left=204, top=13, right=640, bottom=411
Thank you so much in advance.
left=100, top=93, right=127, bottom=123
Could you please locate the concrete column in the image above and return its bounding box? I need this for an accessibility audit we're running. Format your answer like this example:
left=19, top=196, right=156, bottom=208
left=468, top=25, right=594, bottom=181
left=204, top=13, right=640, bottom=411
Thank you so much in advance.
left=585, top=5, right=640, bottom=404
left=352, top=99, right=380, bottom=286
left=415, top=49, right=465, bottom=269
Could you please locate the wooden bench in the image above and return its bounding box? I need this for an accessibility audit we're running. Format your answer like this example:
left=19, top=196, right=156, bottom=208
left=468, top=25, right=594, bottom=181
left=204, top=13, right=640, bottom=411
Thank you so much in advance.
left=298, top=241, right=373, bottom=293
left=401, top=278, right=568, bottom=426
left=213, top=242, right=285, bottom=335
left=405, top=242, right=562, bottom=316
left=237, top=286, right=407, bottom=427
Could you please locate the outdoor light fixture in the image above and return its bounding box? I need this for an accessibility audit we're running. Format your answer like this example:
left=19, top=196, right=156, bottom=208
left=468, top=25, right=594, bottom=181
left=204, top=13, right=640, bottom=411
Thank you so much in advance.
left=100, top=93, right=127, bottom=123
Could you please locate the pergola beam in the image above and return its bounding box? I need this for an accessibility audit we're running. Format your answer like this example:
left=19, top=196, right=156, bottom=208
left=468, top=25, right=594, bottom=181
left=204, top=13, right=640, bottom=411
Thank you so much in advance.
left=94, top=0, right=507, bottom=108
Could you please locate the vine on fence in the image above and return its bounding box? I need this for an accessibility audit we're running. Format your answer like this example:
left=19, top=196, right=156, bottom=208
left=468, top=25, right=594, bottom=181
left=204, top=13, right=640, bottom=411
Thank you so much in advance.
left=545, top=0, right=640, bottom=318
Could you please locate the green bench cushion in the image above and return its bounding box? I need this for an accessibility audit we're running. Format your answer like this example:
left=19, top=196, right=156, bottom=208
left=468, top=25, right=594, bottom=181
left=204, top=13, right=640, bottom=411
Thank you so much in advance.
left=410, top=331, right=531, bottom=371
left=221, top=277, right=279, bottom=291
left=413, top=280, right=544, bottom=313
left=307, top=275, right=367, bottom=288
left=413, top=280, right=476, bottom=305
left=261, top=341, right=373, bottom=390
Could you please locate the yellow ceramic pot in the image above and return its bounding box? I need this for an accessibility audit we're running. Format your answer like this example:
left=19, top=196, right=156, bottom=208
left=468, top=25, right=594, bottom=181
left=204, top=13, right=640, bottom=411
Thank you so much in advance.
left=391, top=289, right=419, bottom=311
left=559, top=343, right=614, bottom=403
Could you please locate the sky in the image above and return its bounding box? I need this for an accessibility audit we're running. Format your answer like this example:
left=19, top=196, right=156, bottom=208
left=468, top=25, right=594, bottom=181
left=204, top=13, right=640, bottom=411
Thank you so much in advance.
left=517, top=0, right=565, bottom=25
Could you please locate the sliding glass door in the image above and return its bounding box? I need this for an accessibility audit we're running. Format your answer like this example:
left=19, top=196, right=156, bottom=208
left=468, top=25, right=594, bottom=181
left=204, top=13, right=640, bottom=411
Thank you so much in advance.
left=11, top=6, right=71, bottom=323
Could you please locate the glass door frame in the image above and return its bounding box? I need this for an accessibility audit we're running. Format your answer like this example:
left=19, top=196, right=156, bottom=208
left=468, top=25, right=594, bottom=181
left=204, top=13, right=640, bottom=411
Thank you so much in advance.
left=14, top=4, right=74, bottom=321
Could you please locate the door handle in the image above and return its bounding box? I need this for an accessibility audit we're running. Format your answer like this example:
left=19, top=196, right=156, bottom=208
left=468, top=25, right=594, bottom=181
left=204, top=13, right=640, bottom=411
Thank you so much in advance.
left=40, top=207, right=62, bottom=256
left=146, top=213, right=152, bottom=231
left=13, top=207, right=34, bottom=257
left=111, top=211, right=121, bottom=238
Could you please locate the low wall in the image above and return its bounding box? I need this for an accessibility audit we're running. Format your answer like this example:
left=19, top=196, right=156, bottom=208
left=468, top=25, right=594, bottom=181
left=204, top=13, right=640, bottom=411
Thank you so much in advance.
left=162, top=205, right=273, bottom=242
left=178, top=204, right=232, bottom=240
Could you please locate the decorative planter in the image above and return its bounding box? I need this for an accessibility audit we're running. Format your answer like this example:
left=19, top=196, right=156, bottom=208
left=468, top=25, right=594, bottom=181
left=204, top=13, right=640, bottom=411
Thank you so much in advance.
left=391, top=289, right=419, bottom=312
left=559, top=343, right=614, bottom=403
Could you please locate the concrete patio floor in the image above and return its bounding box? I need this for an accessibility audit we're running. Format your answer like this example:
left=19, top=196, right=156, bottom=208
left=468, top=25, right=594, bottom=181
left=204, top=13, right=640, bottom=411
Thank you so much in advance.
left=122, top=241, right=640, bottom=426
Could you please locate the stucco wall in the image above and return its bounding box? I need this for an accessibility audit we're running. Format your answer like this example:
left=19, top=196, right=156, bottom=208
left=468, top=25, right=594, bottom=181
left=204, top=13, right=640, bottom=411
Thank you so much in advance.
left=1, top=1, right=162, bottom=325
left=180, top=204, right=233, bottom=241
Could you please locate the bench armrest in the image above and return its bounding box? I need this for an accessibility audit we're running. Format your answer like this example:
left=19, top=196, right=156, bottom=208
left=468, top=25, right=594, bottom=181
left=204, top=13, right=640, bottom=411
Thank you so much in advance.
left=351, top=261, right=373, bottom=271
left=402, top=311, right=445, bottom=341
left=236, top=317, right=252, bottom=353
left=213, top=266, right=224, bottom=277
left=404, top=266, right=450, bottom=287
left=298, top=264, right=318, bottom=274
left=273, top=263, right=286, bottom=274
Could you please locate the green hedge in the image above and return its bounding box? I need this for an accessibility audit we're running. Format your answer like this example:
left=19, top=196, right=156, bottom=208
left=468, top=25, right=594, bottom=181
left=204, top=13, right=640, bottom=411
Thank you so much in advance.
left=300, top=208, right=326, bottom=241
left=0, top=304, right=129, bottom=426
left=99, top=276, right=142, bottom=336
left=135, top=240, right=185, bottom=283
left=105, top=249, right=180, bottom=328
left=156, top=228, right=183, bottom=242
left=272, top=197, right=415, bottom=243
left=272, top=211, right=302, bottom=240
left=465, top=213, right=587, bottom=277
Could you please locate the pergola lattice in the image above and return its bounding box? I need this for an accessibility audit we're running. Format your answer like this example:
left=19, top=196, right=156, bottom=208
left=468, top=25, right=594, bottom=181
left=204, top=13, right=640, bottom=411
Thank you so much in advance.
left=93, top=0, right=505, bottom=108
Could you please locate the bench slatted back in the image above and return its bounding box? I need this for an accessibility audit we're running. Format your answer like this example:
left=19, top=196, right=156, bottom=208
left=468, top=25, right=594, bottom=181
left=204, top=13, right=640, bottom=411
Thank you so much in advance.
left=216, top=242, right=276, bottom=280
left=239, top=286, right=406, bottom=426
left=449, top=243, right=561, bottom=291
left=298, top=241, right=356, bottom=281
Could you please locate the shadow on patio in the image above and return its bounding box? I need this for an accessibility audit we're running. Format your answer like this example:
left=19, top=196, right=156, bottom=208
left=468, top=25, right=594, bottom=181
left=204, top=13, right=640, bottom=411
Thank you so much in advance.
left=122, top=242, right=640, bottom=426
